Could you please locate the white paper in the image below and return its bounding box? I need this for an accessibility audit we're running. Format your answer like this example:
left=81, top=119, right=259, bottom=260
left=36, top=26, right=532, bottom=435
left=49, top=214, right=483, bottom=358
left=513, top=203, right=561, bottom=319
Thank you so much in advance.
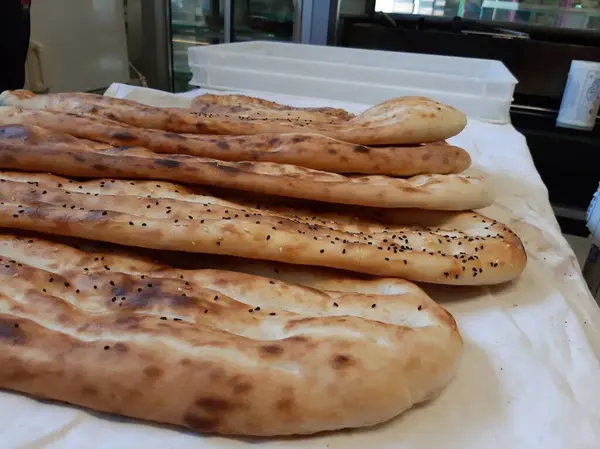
left=1, top=84, right=599, bottom=449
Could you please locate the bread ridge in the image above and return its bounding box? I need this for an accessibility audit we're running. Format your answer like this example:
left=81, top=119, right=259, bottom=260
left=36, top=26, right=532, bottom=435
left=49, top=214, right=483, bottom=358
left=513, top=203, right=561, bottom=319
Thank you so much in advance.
left=0, top=233, right=462, bottom=436
left=0, top=124, right=492, bottom=210
left=0, top=107, right=472, bottom=176
left=0, top=90, right=467, bottom=145
left=0, top=171, right=526, bottom=285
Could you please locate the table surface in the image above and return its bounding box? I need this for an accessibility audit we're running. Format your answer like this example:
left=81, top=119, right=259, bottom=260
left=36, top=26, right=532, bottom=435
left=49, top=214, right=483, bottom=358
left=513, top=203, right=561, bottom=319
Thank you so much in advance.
left=1, top=84, right=599, bottom=449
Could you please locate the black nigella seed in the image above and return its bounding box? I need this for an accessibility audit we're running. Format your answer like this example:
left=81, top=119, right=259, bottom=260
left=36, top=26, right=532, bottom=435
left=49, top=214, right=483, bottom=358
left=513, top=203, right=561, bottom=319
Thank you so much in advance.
left=320, top=249, right=325, bottom=253
left=111, top=297, right=117, bottom=302
left=269, top=312, right=276, bottom=316
left=102, top=211, right=107, bottom=216
left=160, top=317, right=167, bottom=320
left=254, top=306, right=260, bottom=311
left=266, top=235, right=271, bottom=241
left=417, top=305, right=422, bottom=311
left=174, top=318, right=182, bottom=322
left=269, top=281, right=275, bottom=284
left=104, top=265, right=110, bottom=271
left=104, top=346, right=110, bottom=350
left=248, top=309, right=254, bottom=313
left=371, top=304, right=376, bottom=308
left=333, top=302, right=339, bottom=307
left=109, top=281, right=115, bottom=286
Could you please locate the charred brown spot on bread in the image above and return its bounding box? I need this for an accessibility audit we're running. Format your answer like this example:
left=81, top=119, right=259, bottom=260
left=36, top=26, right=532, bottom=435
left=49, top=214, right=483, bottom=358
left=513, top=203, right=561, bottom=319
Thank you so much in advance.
left=227, top=376, right=254, bottom=395
left=286, top=335, right=308, bottom=343
left=111, top=131, right=136, bottom=141
left=217, top=141, right=230, bottom=150
left=155, top=159, right=181, bottom=168
left=292, top=136, right=308, bottom=144
left=208, top=162, right=241, bottom=174
left=164, top=132, right=186, bottom=140
left=143, top=365, right=163, bottom=378
left=92, top=164, right=109, bottom=171
left=183, top=413, right=220, bottom=432
left=71, top=154, right=86, bottom=163
left=275, top=398, right=296, bottom=414
left=81, top=385, right=99, bottom=397
left=331, top=354, right=354, bottom=370
left=327, top=148, right=338, bottom=155
left=0, top=318, right=25, bottom=343
left=0, top=154, right=19, bottom=165
left=260, top=344, right=284, bottom=356
left=353, top=145, right=370, bottom=153
left=269, top=137, right=281, bottom=146
left=195, top=397, right=236, bottom=413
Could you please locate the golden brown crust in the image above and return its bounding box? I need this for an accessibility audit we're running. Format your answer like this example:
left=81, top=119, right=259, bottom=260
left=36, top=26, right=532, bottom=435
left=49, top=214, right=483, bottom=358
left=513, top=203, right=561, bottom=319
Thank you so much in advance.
left=0, top=171, right=526, bottom=285
left=0, top=90, right=467, bottom=145
left=0, top=107, right=471, bottom=176
left=0, top=124, right=491, bottom=210
left=0, top=233, right=462, bottom=436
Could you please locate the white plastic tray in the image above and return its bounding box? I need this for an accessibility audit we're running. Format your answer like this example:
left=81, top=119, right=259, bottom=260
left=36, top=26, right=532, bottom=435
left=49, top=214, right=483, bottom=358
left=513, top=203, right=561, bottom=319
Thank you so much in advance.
left=188, top=41, right=517, bottom=123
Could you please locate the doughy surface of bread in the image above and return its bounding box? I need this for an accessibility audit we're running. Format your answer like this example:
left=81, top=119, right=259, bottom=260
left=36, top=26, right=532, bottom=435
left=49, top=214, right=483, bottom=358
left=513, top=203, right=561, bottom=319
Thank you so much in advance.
left=0, top=107, right=471, bottom=176
left=0, top=90, right=467, bottom=145
left=0, top=233, right=463, bottom=436
left=0, top=171, right=526, bottom=285
left=0, top=124, right=492, bottom=210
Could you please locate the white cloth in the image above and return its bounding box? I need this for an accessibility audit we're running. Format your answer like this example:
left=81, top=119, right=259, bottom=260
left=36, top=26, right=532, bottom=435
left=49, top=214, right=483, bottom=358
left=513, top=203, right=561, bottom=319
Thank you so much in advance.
left=2, top=84, right=599, bottom=449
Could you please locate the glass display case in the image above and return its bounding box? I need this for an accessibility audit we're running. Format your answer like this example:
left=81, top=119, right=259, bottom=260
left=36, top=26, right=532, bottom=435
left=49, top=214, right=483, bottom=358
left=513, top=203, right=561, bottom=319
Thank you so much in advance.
left=374, top=0, right=600, bottom=31
left=170, top=0, right=309, bottom=92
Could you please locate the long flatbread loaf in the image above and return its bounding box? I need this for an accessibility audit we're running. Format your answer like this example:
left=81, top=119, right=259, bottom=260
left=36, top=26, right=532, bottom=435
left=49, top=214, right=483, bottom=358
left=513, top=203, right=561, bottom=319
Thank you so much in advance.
left=191, top=93, right=355, bottom=121
left=0, top=90, right=467, bottom=145
left=0, top=171, right=526, bottom=285
left=0, top=124, right=492, bottom=210
left=0, top=233, right=463, bottom=436
left=0, top=107, right=471, bottom=176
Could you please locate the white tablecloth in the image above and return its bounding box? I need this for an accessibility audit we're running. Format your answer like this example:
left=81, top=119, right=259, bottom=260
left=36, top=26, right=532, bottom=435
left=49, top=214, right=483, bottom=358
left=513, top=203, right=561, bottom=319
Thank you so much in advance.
left=2, top=84, right=599, bottom=449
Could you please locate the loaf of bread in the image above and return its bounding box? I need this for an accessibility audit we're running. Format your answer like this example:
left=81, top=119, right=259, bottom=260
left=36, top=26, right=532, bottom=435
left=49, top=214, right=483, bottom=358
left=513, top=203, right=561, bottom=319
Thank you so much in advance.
left=0, top=107, right=471, bottom=176
left=0, top=233, right=463, bottom=436
left=0, top=90, right=467, bottom=145
left=191, top=93, right=355, bottom=121
left=0, top=124, right=492, bottom=210
left=0, top=170, right=526, bottom=285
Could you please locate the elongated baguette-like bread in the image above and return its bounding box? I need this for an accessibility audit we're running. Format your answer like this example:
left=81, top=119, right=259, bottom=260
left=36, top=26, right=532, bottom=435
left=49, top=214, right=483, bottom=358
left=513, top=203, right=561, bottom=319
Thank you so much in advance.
left=0, top=107, right=471, bottom=176
left=191, top=93, right=354, bottom=121
left=0, top=90, right=467, bottom=145
left=0, top=124, right=491, bottom=210
left=0, top=171, right=526, bottom=285
left=0, top=233, right=463, bottom=436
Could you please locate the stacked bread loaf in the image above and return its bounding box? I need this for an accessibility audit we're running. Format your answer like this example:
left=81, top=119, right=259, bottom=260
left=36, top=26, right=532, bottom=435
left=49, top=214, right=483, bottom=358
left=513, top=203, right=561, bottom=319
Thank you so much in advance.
left=0, top=89, right=526, bottom=437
